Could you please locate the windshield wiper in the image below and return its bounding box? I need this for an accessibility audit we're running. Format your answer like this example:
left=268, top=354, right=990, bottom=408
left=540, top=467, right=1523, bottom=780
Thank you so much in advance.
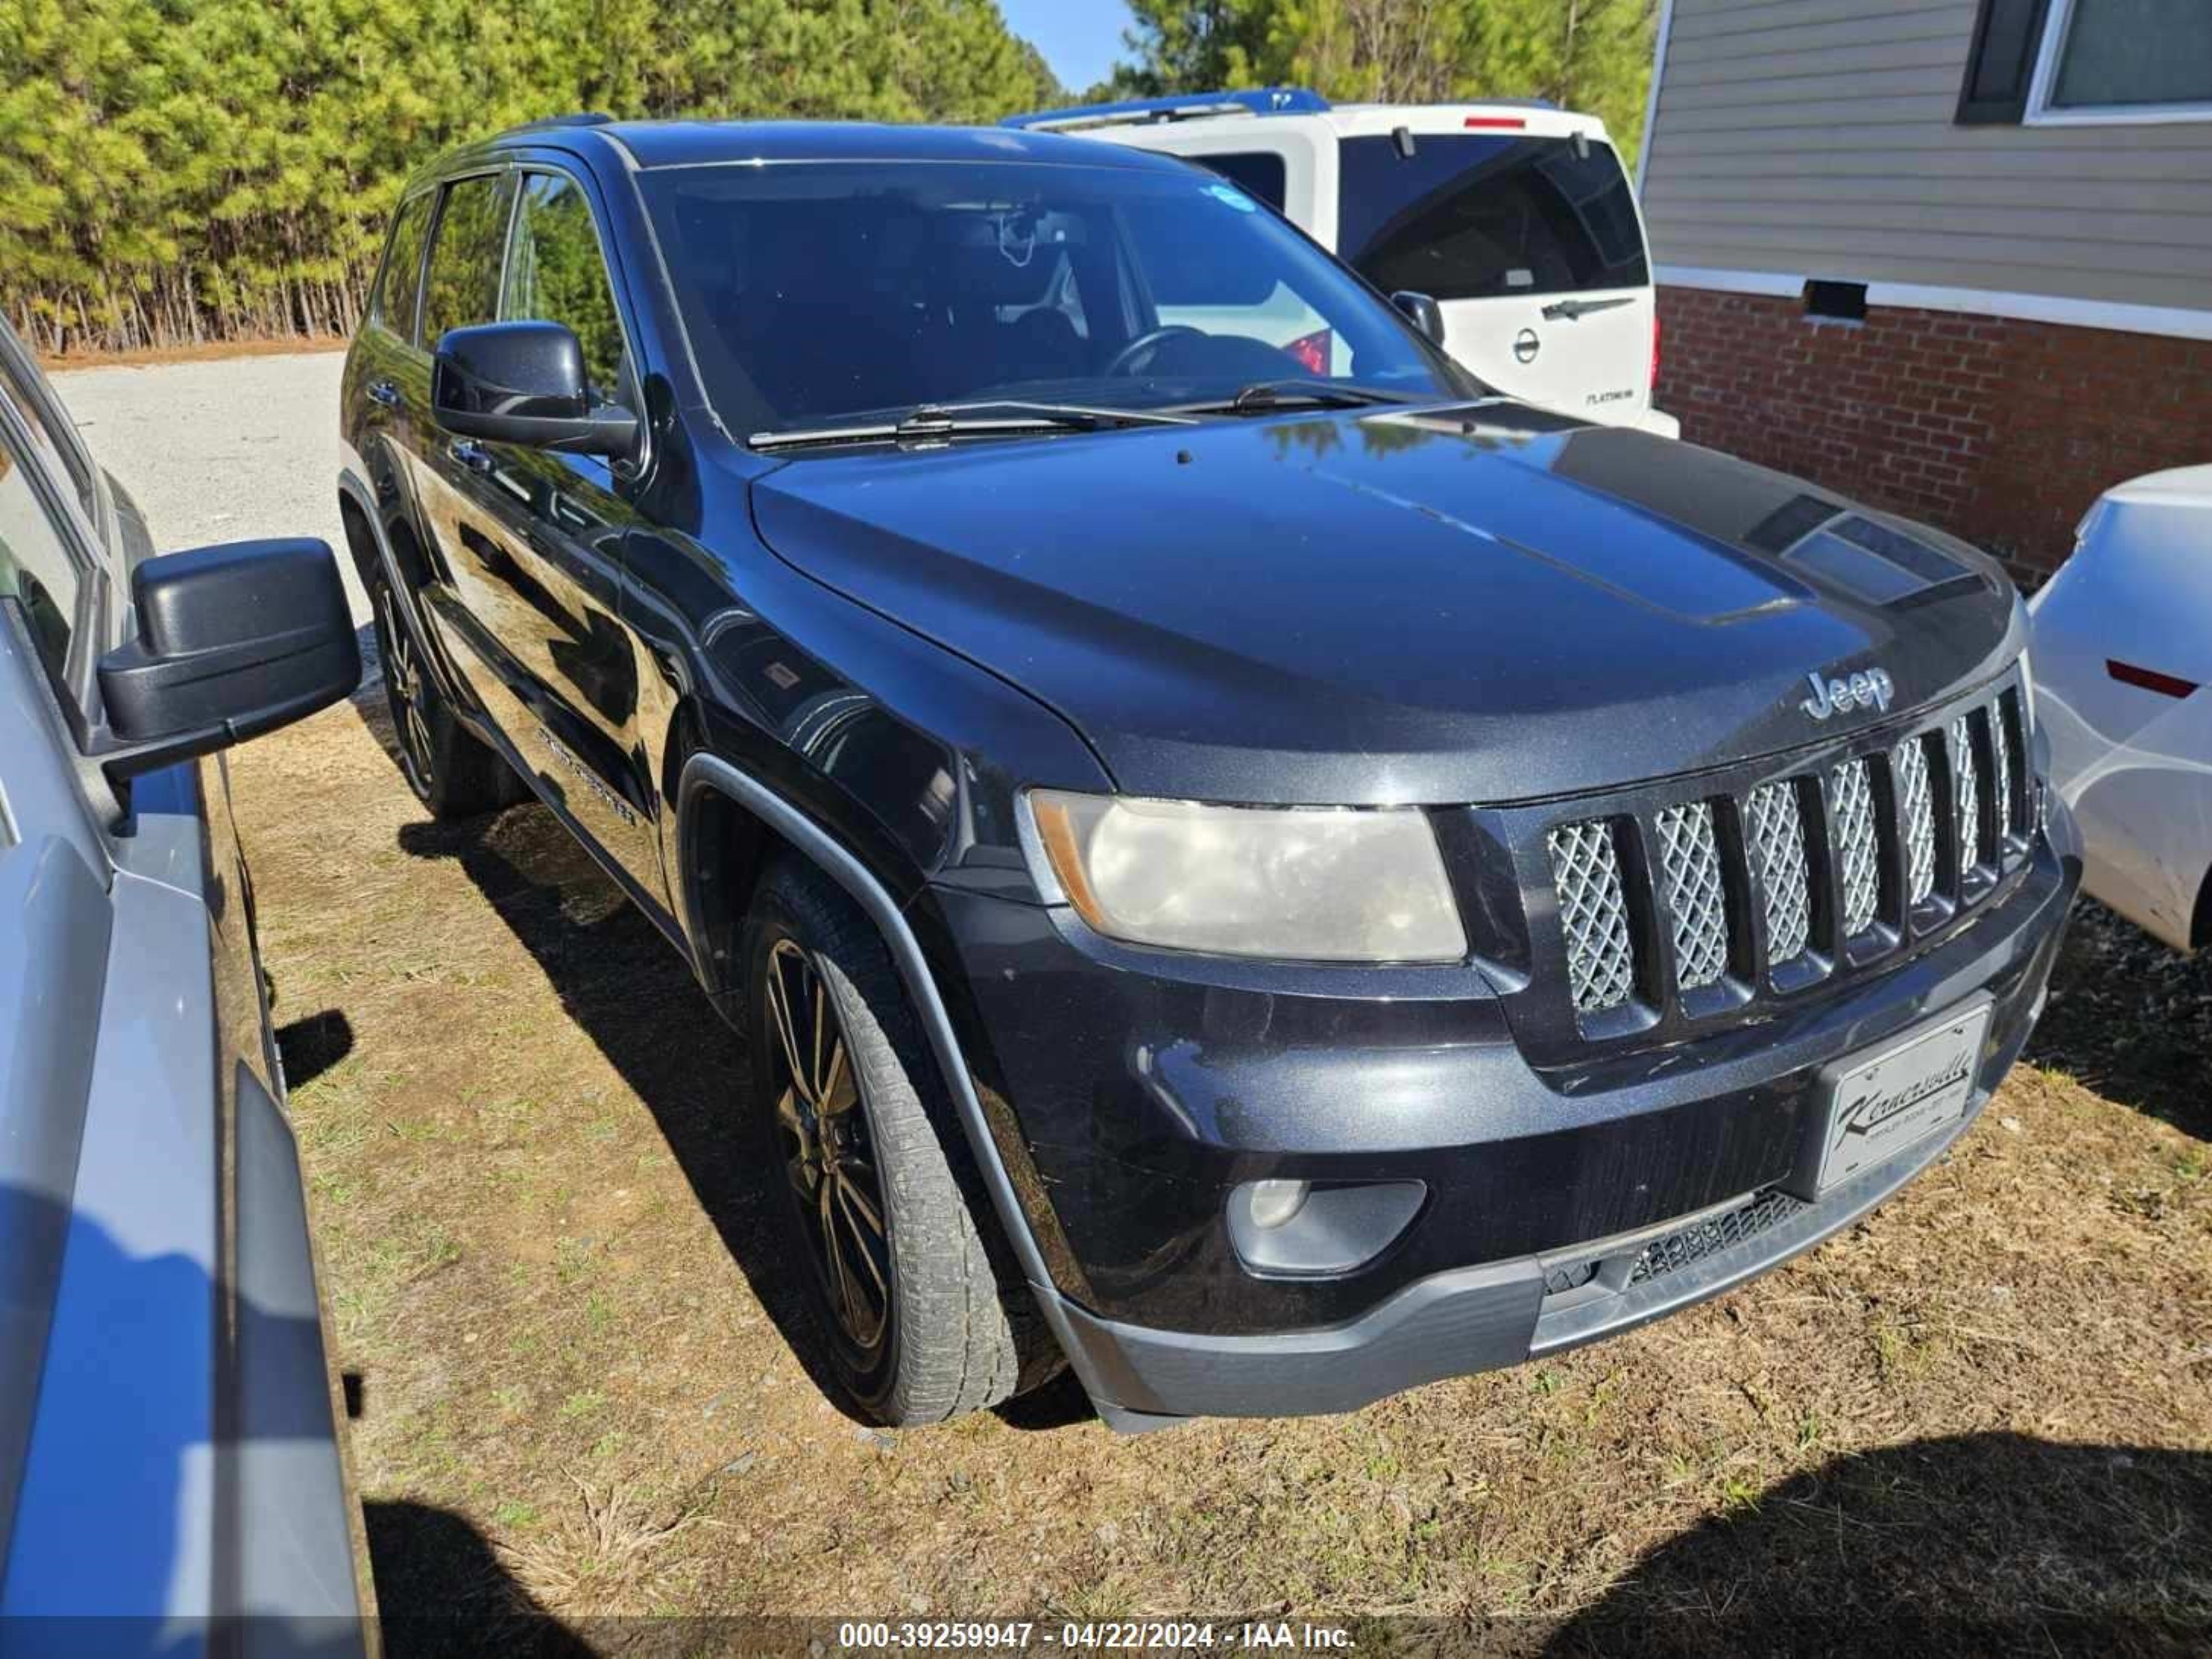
left=748, top=399, right=1193, bottom=452
left=1176, top=379, right=1420, bottom=417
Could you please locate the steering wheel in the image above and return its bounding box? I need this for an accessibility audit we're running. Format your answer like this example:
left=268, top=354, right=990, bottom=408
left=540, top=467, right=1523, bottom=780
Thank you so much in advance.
left=1104, top=325, right=1206, bottom=377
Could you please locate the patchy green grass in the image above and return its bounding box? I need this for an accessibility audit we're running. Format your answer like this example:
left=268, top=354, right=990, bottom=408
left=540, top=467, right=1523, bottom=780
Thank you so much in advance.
left=239, top=696, right=2212, bottom=1645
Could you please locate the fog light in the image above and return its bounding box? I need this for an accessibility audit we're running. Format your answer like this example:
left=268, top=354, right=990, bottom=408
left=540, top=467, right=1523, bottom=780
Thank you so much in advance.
left=1245, top=1179, right=1310, bottom=1229
left=1227, top=1179, right=1427, bottom=1278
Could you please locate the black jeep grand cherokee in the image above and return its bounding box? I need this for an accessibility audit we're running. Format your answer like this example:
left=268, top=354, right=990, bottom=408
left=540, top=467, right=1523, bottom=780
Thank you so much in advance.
left=339, top=116, right=2077, bottom=1431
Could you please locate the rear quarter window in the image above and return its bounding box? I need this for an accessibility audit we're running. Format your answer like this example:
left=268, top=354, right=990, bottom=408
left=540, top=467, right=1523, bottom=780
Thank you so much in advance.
left=1338, top=134, right=1648, bottom=301
left=370, top=190, right=436, bottom=343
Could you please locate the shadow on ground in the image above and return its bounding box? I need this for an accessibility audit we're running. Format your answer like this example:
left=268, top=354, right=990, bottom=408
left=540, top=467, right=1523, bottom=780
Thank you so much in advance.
left=2025, top=899, right=2212, bottom=1137
left=367, top=1500, right=591, bottom=1657
left=1546, top=1432, right=2212, bottom=1657
left=277, top=1008, right=356, bottom=1090
left=352, top=688, right=1098, bottom=1436
left=989, top=1368, right=1098, bottom=1431
left=386, top=798, right=874, bottom=1424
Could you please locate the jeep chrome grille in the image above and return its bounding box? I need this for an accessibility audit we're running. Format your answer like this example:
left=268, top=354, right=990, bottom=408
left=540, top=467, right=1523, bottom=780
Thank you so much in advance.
left=1548, top=820, right=1635, bottom=1015
left=1831, top=757, right=1882, bottom=937
left=1992, top=696, right=2016, bottom=836
left=1539, top=682, right=2030, bottom=1034
left=1951, top=714, right=1982, bottom=870
left=1655, top=801, right=1729, bottom=990
left=1895, top=736, right=1937, bottom=905
left=1745, top=782, right=1812, bottom=968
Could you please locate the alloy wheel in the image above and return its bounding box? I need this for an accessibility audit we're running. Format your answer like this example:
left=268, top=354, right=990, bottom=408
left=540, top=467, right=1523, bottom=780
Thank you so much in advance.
left=764, top=937, right=891, bottom=1354
left=377, top=584, right=436, bottom=794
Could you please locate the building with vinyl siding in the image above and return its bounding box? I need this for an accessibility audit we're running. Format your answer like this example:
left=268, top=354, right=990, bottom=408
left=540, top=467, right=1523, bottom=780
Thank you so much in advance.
left=1637, top=0, right=2212, bottom=581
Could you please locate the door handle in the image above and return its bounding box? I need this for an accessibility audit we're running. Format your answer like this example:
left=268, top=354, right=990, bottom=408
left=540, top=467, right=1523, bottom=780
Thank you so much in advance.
left=447, top=439, right=493, bottom=474
left=367, top=379, right=403, bottom=408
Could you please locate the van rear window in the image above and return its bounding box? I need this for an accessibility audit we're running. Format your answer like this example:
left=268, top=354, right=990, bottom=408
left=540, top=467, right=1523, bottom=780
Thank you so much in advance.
left=1194, top=152, right=1288, bottom=212
left=1338, top=134, right=1647, bottom=301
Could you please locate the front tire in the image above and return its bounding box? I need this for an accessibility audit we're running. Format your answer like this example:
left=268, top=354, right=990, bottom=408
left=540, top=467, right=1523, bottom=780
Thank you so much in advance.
left=364, top=562, right=520, bottom=818
left=741, top=858, right=1054, bottom=1424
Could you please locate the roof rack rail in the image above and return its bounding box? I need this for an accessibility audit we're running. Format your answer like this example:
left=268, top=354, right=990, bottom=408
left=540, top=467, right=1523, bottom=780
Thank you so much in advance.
left=507, top=112, right=616, bottom=134
left=1001, top=87, right=1329, bottom=133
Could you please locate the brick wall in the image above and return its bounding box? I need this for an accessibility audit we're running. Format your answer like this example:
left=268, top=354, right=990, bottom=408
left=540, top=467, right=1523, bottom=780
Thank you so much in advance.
left=1656, top=287, right=2212, bottom=584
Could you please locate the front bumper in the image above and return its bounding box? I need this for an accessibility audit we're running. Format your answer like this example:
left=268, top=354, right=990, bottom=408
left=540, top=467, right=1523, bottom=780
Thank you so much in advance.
left=1056, top=1038, right=2021, bottom=1424
left=934, top=808, right=2077, bottom=1424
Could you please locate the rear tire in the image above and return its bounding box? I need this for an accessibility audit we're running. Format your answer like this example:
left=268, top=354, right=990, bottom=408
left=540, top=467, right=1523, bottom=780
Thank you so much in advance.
left=364, top=560, right=521, bottom=818
left=741, top=857, right=1060, bottom=1424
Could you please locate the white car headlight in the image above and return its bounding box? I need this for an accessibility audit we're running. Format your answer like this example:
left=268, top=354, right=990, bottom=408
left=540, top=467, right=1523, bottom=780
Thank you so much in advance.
left=1023, top=791, right=1467, bottom=963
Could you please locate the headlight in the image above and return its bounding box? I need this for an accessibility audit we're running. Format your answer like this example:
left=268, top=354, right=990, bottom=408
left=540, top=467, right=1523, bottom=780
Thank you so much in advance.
left=1023, top=791, right=1466, bottom=963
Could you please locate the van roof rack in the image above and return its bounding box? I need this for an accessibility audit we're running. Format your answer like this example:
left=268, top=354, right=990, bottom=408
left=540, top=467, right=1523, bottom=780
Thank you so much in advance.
left=507, top=112, right=616, bottom=134
left=1001, top=88, right=1329, bottom=134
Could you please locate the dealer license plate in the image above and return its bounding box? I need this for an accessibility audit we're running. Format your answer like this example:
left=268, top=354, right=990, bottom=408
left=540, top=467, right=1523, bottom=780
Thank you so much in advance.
left=1817, top=1003, right=1992, bottom=1193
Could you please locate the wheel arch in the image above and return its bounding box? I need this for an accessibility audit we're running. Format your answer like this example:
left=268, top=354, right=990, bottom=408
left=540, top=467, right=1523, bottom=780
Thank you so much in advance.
left=678, top=760, right=778, bottom=1006
left=334, top=484, right=380, bottom=592
left=336, top=467, right=427, bottom=596
left=672, top=742, right=933, bottom=1018
left=670, top=751, right=1098, bottom=1394
left=336, top=467, right=461, bottom=707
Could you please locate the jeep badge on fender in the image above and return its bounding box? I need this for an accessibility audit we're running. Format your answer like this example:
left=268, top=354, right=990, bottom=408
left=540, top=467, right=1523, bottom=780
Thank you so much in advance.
left=1802, top=666, right=1895, bottom=720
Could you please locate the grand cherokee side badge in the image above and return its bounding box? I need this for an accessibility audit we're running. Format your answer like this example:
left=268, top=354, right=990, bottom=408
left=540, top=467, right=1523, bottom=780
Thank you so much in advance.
left=1802, top=666, right=1894, bottom=720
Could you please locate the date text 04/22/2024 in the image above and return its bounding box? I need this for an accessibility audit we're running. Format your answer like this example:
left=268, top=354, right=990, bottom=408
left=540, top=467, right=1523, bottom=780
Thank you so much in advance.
left=834, top=1623, right=1357, bottom=1650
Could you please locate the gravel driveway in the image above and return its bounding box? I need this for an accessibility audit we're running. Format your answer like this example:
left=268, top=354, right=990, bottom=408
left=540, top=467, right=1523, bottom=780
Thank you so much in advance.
left=52, top=349, right=366, bottom=625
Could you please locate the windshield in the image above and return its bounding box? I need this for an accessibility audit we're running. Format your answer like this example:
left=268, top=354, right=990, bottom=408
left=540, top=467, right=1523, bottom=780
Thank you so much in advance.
left=639, top=159, right=1473, bottom=436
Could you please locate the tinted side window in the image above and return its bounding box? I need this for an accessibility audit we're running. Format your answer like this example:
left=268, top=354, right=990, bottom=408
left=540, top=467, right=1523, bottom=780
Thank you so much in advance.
left=0, top=417, right=83, bottom=685
left=421, top=174, right=516, bottom=348
left=503, top=174, right=629, bottom=408
left=371, top=190, right=436, bottom=344
left=1196, top=152, right=1287, bottom=211
left=1339, top=135, right=1648, bottom=301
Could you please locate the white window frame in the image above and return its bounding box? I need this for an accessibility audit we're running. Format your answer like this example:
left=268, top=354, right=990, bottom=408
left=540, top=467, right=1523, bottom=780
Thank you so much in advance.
left=2025, top=0, right=2212, bottom=126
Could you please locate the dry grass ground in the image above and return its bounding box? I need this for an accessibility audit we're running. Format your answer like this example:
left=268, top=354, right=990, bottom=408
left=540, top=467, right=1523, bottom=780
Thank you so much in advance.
left=232, top=688, right=2212, bottom=1655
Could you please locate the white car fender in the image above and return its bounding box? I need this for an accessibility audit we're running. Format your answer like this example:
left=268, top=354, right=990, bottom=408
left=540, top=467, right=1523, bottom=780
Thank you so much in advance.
left=2031, top=465, right=2212, bottom=949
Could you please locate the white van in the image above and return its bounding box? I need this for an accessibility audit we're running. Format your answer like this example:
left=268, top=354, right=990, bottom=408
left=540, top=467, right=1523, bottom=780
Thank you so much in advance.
left=1004, top=89, right=1677, bottom=436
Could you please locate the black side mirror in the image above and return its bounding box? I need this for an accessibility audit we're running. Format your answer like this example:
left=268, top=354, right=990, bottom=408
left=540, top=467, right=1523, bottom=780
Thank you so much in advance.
left=1390, top=290, right=1447, bottom=346
left=432, top=320, right=638, bottom=458
left=95, top=538, right=361, bottom=783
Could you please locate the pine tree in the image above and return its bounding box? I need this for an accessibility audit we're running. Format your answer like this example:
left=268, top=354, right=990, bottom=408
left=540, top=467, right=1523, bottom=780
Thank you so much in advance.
left=0, top=0, right=1063, bottom=354
left=0, top=0, right=1657, bottom=357
left=1110, top=0, right=1657, bottom=163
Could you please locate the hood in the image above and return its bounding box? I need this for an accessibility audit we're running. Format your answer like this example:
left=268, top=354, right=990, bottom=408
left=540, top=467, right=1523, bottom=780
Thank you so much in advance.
left=750, top=408, right=2022, bottom=805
